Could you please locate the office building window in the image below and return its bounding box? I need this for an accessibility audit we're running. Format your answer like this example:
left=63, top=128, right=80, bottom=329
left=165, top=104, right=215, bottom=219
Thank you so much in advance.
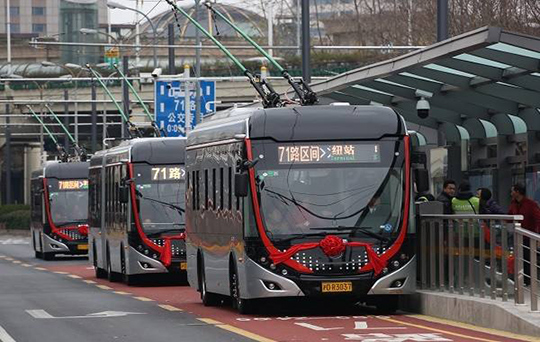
left=32, top=24, right=46, bottom=33
left=10, top=24, right=20, bottom=33
left=32, top=7, right=46, bottom=16
left=9, top=6, right=19, bottom=16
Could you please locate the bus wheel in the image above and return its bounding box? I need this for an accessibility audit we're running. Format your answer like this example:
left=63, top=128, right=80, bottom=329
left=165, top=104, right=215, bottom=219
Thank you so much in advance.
left=42, top=252, right=54, bottom=261
left=107, top=255, right=121, bottom=282
left=93, top=244, right=107, bottom=279
left=374, top=296, right=399, bottom=314
left=199, top=258, right=220, bottom=306
left=230, top=264, right=254, bottom=314
left=34, top=250, right=42, bottom=259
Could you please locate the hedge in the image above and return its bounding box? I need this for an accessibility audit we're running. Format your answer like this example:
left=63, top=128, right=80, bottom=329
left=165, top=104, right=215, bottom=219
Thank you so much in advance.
left=0, top=205, right=31, bottom=230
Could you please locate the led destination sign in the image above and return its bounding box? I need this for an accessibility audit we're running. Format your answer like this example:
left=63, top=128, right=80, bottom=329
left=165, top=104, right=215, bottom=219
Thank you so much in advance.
left=58, top=180, right=88, bottom=190
left=151, top=166, right=186, bottom=181
left=278, top=144, right=380, bottom=164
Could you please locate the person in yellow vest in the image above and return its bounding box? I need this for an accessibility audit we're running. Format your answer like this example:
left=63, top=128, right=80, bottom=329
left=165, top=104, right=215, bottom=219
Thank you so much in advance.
left=451, top=181, right=479, bottom=214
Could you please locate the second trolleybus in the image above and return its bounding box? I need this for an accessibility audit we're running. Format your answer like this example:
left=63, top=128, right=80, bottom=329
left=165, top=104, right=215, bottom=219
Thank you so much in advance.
left=88, top=138, right=187, bottom=284
left=185, top=104, right=427, bottom=313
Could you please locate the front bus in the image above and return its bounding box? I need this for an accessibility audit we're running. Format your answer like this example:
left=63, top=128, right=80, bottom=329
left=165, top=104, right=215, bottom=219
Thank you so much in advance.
left=31, top=161, right=90, bottom=260
left=89, top=138, right=187, bottom=284
left=187, top=105, right=424, bottom=313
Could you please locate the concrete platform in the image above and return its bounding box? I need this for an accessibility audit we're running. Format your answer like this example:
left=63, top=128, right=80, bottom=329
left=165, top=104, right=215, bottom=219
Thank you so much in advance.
left=403, top=290, right=540, bottom=337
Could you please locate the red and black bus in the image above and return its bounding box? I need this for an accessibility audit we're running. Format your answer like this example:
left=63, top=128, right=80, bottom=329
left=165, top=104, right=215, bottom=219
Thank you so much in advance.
left=185, top=105, right=426, bottom=313
left=31, top=161, right=90, bottom=260
left=88, top=138, right=187, bottom=284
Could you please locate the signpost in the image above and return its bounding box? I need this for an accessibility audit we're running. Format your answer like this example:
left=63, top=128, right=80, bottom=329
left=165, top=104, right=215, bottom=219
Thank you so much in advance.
left=104, top=47, right=120, bottom=68
left=154, top=79, right=216, bottom=137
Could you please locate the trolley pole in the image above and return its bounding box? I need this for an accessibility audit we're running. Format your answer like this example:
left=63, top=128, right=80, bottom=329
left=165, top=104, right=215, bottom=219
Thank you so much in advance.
left=63, top=90, right=70, bottom=153
left=122, top=55, right=130, bottom=138
left=301, top=0, right=311, bottom=83
left=195, top=0, right=201, bottom=125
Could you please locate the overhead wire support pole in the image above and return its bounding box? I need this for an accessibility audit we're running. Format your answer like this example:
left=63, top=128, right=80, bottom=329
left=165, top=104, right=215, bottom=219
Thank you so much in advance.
left=26, top=105, right=68, bottom=161
left=165, top=0, right=281, bottom=108
left=86, top=64, right=138, bottom=138
left=112, top=63, right=162, bottom=137
left=44, top=104, right=87, bottom=160
left=204, top=2, right=317, bottom=106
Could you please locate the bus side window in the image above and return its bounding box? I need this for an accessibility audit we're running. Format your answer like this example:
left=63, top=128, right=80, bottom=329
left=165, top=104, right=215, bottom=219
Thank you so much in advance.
left=228, top=167, right=232, bottom=211
left=212, top=168, right=216, bottom=210
left=204, top=169, right=209, bottom=210
left=196, top=170, right=200, bottom=210
left=220, top=168, right=224, bottom=211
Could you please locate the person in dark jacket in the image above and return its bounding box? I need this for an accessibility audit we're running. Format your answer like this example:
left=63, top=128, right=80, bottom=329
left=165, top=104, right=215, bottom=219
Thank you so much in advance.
left=508, top=183, right=540, bottom=234
left=478, top=188, right=505, bottom=214
left=436, top=180, right=456, bottom=214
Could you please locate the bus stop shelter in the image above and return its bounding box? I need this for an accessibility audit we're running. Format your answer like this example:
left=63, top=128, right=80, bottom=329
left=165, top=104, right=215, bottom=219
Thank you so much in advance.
left=301, top=26, right=540, bottom=207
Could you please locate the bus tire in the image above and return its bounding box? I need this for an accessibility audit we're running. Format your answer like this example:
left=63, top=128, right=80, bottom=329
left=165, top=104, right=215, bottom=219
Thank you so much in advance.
left=106, top=250, right=121, bottom=282
left=374, top=296, right=399, bottom=314
left=42, top=252, right=54, bottom=261
left=34, top=250, right=42, bottom=259
left=230, top=262, right=254, bottom=314
left=93, top=243, right=107, bottom=279
left=199, top=256, right=220, bottom=306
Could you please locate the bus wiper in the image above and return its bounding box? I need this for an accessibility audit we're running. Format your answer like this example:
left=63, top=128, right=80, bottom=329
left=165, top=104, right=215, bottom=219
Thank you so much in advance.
left=146, top=227, right=184, bottom=238
left=274, top=232, right=331, bottom=243
left=311, top=226, right=389, bottom=242
left=135, top=190, right=185, bottom=214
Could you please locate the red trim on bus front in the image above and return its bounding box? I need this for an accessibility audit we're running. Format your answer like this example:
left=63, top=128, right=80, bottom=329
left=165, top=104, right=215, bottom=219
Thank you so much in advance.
left=42, top=178, right=88, bottom=241
left=245, top=135, right=411, bottom=275
left=127, top=162, right=184, bottom=267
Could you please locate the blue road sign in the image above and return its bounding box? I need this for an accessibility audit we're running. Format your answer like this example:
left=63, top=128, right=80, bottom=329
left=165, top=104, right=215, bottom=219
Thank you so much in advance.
left=154, top=80, right=216, bottom=137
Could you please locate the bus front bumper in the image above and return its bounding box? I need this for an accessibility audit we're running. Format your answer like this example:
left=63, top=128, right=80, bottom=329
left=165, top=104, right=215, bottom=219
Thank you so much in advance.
left=242, top=256, right=415, bottom=299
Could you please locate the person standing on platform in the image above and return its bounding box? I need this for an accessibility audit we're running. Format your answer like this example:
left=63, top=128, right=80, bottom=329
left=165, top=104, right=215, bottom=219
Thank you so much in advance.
left=451, top=181, right=479, bottom=214
left=478, top=188, right=505, bottom=215
left=508, top=183, right=540, bottom=234
left=437, top=180, right=456, bottom=214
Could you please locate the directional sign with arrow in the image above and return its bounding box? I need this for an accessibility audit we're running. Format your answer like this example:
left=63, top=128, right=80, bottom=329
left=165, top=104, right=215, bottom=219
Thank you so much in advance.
left=26, top=310, right=146, bottom=319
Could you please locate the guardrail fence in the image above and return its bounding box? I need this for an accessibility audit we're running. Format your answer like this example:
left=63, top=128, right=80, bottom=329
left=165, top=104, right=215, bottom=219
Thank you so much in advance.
left=419, top=214, right=539, bottom=312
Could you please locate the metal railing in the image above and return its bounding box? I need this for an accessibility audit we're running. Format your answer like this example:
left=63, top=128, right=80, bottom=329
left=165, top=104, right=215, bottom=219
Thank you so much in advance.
left=420, top=214, right=539, bottom=312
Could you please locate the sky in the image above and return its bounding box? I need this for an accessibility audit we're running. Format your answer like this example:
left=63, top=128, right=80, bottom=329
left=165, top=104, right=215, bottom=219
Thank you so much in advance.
left=109, top=0, right=243, bottom=24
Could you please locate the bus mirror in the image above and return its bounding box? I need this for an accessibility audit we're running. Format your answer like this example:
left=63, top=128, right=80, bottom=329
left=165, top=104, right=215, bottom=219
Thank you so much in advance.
left=235, top=173, right=249, bottom=197
left=414, top=169, right=430, bottom=194
left=119, top=186, right=130, bottom=203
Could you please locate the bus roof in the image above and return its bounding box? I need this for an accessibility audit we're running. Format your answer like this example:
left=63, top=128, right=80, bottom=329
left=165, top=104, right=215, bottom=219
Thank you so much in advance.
left=31, top=161, right=90, bottom=180
left=90, top=137, right=186, bottom=167
left=187, top=105, right=405, bottom=147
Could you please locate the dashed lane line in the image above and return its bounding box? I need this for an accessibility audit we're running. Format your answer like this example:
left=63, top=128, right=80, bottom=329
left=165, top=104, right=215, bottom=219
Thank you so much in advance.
left=11, top=260, right=21, bottom=264
left=377, top=316, right=499, bottom=342
left=113, top=291, right=131, bottom=295
left=133, top=297, right=154, bottom=302
left=67, top=275, right=82, bottom=279
left=53, top=271, right=69, bottom=275
left=0, top=324, right=16, bottom=342
left=4, top=257, right=13, bottom=261
left=197, top=318, right=276, bottom=342
left=158, top=304, right=183, bottom=312
left=21, top=264, right=32, bottom=267
left=96, top=285, right=112, bottom=290
left=83, top=280, right=96, bottom=284
left=408, top=314, right=538, bottom=342
left=34, top=267, right=46, bottom=271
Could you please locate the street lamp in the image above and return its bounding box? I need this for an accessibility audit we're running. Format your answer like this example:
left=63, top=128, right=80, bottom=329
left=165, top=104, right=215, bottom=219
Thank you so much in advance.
left=107, top=1, right=158, bottom=69
left=80, top=28, right=120, bottom=44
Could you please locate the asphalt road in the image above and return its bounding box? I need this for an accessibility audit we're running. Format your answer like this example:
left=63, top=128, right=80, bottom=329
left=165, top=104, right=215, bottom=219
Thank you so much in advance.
left=0, top=235, right=537, bottom=342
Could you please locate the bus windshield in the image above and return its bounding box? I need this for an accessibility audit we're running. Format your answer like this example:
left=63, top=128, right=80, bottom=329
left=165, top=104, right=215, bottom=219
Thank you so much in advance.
left=134, top=164, right=185, bottom=233
left=47, top=179, right=88, bottom=226
left=251, top=140, right=405, bottom=242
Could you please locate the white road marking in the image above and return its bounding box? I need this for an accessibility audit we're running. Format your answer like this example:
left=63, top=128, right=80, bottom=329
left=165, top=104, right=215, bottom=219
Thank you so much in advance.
left=0, top=238, right=30, bottom=245
left=133, top=297, right=154, bottom=302
left=158, top=304, right=183, bottom=312
left=295, top=323, right=343, bottom=331
left=0, top=324, right=16, bottom=342
left=26, top=309, right=146, bottom=319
